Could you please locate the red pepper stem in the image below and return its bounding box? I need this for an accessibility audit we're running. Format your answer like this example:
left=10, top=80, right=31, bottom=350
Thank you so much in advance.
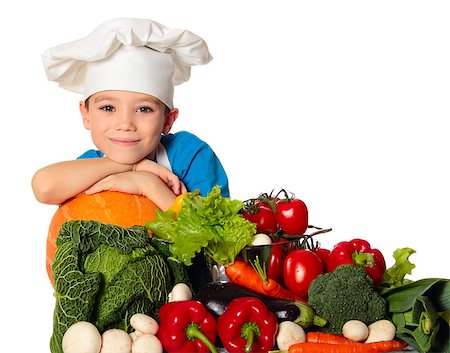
left=186, top=323, right=218, bottom=353
left=241, top=322, right=261, bottom=353
left=292, top=301, right=327, bottom=328
left=352, top=250, right=375, bottom=268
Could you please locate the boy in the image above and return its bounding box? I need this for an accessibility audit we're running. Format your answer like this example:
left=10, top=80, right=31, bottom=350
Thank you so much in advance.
left=32, top=18, right=229, bottom=210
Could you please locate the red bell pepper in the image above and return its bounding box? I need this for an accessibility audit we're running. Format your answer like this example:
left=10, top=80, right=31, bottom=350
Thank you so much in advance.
left=157, top=300, right=218, bottom=353
left=327, top=238, right=386, bottom=286
left=314, top=247, right=331, bottom=268
left=218, top=296, right=278, bottom=353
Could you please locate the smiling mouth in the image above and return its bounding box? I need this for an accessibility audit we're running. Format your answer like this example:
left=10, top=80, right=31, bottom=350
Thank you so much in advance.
left=110, top=138, right=140, bottom=146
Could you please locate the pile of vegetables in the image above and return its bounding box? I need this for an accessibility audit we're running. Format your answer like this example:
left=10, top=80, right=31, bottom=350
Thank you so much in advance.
left=46, top=187, right=449, bottom=353
left=46, top=191, right=160, bottom=284
left=49, top=220, right=188, bottom=353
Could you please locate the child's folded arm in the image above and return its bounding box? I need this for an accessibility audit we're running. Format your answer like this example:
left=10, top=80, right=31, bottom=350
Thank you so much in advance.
left=84, top=170, right=178, bottom=211
left=31, top=157, right=133, bottom=205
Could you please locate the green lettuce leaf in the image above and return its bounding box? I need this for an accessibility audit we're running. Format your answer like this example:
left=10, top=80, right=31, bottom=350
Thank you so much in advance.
left=380, top=247, right=416, bottom=289
left=146, top=186, right=255, bottom=266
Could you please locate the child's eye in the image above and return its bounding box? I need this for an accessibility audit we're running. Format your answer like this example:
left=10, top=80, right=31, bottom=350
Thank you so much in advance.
left=100, top=105, right=115, bottom=112
left=137, top=106, right=154, bottom=113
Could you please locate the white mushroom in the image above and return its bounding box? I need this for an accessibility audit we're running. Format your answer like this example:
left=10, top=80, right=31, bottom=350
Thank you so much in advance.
left=129, top=331, right=139, bottom=342
left=133, top=330, right=144, bottom=337
left=364, top=319, right=396, bottom=343
left=252, top=233, right=273, bottom=246
left=276, top=321, right=306, bottom=350
left=168, top=282, right=192, bottom=302
left=99, top=328, right=132, bottom=353
left=342, top=320, right=369, bottom=342
left=130, top=313, right=159, bottom=335
left=62, top=321, right=101, bottom=353
left=132, top=334, right=163, bottom=353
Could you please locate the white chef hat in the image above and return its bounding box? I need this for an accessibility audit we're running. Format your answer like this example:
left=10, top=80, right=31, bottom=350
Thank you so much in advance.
left=41, top=18, right=213, bottom=109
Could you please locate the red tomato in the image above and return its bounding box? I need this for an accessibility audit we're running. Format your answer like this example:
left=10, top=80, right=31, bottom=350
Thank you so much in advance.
left=242, top=202, right=278, bottom=234
left=267, top=238, right=288, bottom=284
left=283, top=249, right=324, bottom=297
left=314, top=248, right=331, bottom=268
left=275, top=198, right=308, bottom=235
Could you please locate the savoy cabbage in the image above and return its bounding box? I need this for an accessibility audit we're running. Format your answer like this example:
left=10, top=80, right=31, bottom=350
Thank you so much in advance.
left=49, top=220, right=176, bottom=353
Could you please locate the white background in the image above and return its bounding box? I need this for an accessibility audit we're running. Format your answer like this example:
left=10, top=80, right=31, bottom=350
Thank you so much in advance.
left=1, top=1, right=449, bottom=351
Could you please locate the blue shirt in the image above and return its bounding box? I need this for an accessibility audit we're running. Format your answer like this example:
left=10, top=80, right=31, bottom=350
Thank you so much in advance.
left=77, top=131, right=229, bottom=197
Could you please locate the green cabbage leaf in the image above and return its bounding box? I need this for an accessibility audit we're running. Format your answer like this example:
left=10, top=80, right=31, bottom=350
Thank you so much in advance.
left=50, top=220, right=173, bottom=353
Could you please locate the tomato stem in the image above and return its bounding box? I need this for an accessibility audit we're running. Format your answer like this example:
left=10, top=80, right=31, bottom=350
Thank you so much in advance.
left=257, top=193, right=278, bottom=213
left=307, top=226, right=333, bottom=237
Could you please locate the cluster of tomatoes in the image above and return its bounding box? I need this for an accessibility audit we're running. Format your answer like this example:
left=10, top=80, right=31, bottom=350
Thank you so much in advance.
left=241, top=189, right=309, bottom=236
left=241, top=189, right=330, bottom=298
left=242, top=189, right=387, bottom=299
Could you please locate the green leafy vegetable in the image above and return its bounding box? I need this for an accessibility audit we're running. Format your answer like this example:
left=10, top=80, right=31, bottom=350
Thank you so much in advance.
left=380, top=247, right=416, bottom=289
left=146, top=186, right=256, bottom=266
left=382, top=278, right=450, bottom=353
left=50, top=220, right=178, bottom=353
left=91, top=252, right=169, bottom=330
left=50, top=241, right=102, bottom=353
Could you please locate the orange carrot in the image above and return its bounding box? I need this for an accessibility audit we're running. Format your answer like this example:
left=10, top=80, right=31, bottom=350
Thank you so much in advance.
left=306, top=331, right=357, bottom=344
left=252, top=256, right=306, bottom=302
left=288, top=340, right=408, bottom=353
left=225, top=259, right=306, bottom=302
left=262, top=275, right=306, bottom=302
left=225, top=259, right=266, bottom=293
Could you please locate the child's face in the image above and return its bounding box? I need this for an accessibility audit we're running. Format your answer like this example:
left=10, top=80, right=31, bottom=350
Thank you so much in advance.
left=80, top=90, right=177, bottom=164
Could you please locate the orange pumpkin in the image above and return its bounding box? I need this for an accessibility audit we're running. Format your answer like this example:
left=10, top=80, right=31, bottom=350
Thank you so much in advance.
left=46, top=191, right=160, bottom=285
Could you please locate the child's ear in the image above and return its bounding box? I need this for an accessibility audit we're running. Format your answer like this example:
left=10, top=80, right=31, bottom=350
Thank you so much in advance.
left=162, top=108, right=179, bottom=134
left=79, top=101, right=91, bottom=129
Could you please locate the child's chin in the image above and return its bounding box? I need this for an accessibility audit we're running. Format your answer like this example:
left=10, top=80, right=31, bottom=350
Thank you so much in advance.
left=107, top=154, right=141, bottom=165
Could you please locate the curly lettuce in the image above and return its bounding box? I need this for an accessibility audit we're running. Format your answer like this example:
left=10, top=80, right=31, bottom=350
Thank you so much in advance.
left=146, top=186, right=256, bottom=266
left=380, top=247, right=416, bottom=289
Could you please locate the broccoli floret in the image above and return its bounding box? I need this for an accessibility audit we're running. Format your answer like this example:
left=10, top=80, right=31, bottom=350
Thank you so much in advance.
left=307, top=264, right=388, bottom=334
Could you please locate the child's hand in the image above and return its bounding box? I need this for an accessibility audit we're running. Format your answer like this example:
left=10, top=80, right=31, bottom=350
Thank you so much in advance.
left=84, top=169, right=186, bottom=198
left=84, top=171, right=182, bottom=210
left=84, top=171, right=148, bottom=196
left=133, top=159, right=187, bottom=195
